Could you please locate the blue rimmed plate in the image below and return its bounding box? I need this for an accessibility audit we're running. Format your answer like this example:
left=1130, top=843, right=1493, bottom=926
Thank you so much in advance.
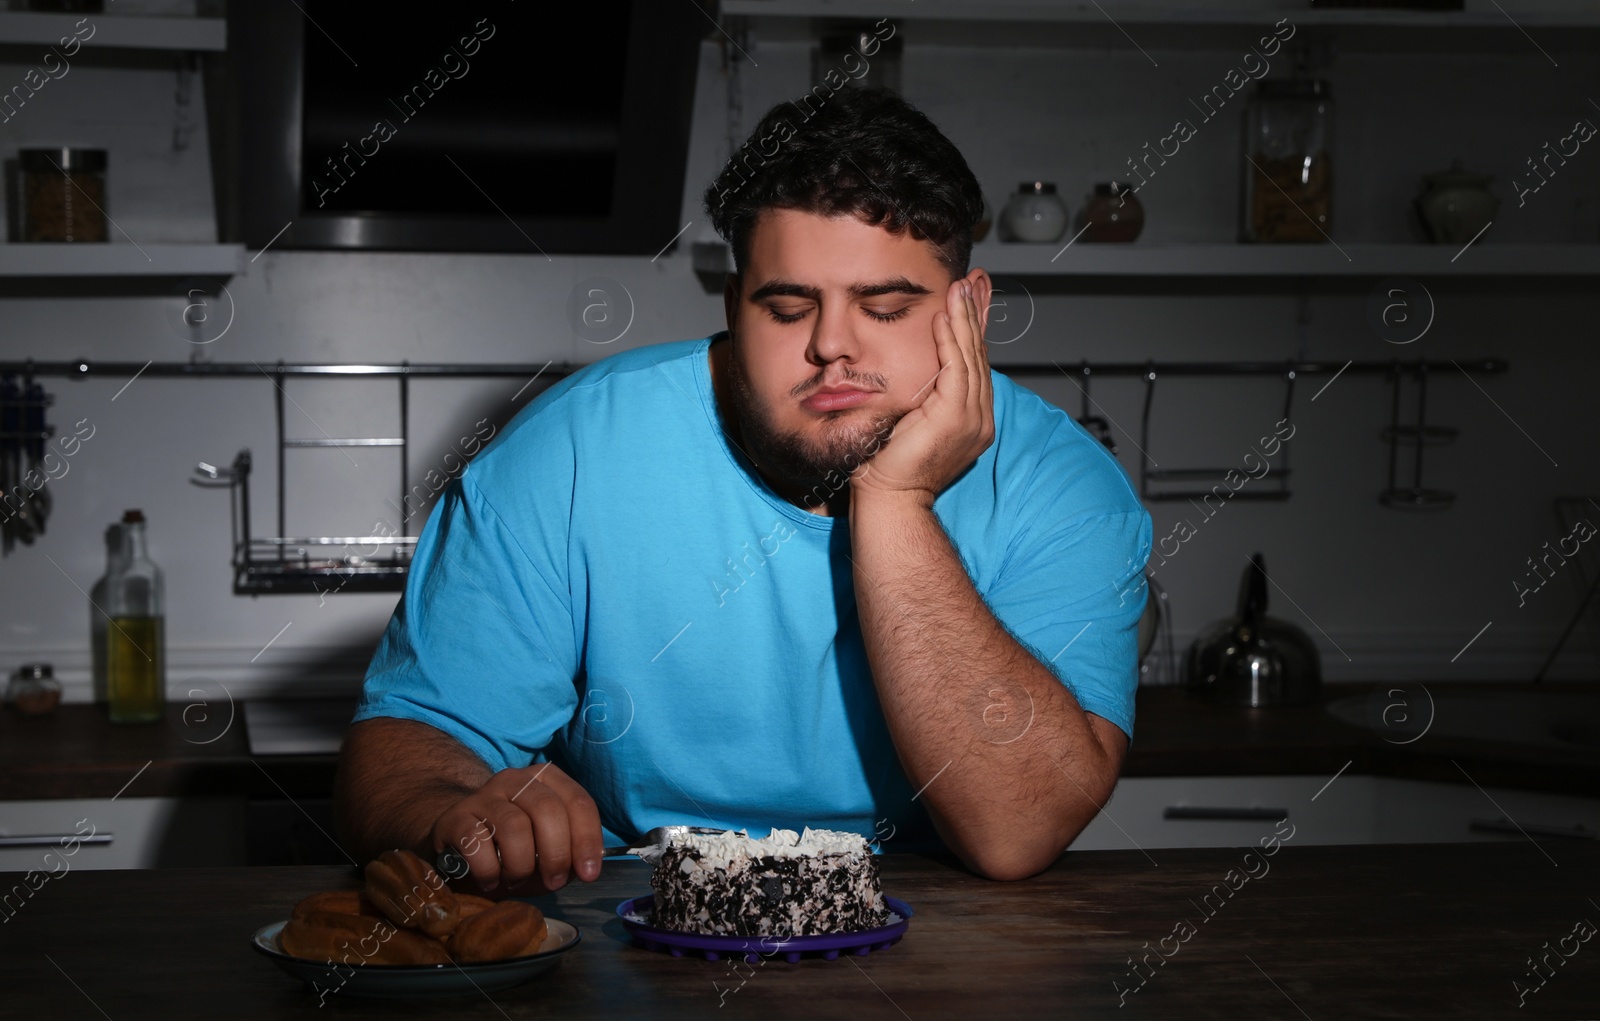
left=618, top=895, right=912, bottom=962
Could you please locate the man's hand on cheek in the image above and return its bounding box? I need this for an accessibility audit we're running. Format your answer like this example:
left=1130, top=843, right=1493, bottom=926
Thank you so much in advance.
left=850, top=276, right=995, bottom=508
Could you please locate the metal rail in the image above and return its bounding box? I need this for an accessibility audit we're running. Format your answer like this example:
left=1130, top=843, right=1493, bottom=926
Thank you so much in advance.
left=0, top=357, right=1510, bottom=378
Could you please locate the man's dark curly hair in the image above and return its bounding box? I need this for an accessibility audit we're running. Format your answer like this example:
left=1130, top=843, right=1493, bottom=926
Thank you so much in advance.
left=704, top=86, right=985, bottom=281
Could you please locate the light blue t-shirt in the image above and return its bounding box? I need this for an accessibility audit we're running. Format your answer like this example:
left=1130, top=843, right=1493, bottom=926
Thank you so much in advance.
left=353, top=334, right=1151, bottom=850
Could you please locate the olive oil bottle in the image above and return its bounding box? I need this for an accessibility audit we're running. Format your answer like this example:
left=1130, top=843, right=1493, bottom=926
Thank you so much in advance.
left=90, top=521, right=127, bottom=705
left=106, top=509, right=166, bottom=724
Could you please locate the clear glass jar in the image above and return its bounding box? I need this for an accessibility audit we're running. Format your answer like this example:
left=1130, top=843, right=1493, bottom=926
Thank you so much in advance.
left=106, top=509, right=166, bottom=724
left=1078, top=182, right=1144, bottom=243
left=1241, top=79, right=1332, bottom=243
left=18, top=148, right=109, bottom=243
left=7, top=663, right=61, bottom=716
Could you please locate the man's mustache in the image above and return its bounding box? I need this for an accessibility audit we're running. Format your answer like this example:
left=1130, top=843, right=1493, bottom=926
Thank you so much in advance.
left=789, top=369, right=890, bottom=399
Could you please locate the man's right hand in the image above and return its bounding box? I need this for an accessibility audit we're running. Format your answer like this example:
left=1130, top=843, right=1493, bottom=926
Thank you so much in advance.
left=430, top=762, right=604, bottom=896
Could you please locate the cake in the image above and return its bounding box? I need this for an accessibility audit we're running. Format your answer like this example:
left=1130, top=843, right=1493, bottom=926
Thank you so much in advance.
left=634, top=827, right=891, bottom=938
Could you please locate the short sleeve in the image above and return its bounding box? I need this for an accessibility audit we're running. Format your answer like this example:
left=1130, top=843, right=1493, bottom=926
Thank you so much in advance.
left=352, top=469, right=581, bottom=773
left=984, top=507, right=1152, bottom=742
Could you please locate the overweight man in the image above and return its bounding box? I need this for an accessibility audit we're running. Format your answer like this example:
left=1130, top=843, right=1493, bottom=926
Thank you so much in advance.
left=335, top=86, right=1151, bottom=895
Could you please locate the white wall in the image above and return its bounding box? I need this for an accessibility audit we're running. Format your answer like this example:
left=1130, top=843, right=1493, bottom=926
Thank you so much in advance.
left=1, top=24, right=1597, bottom=702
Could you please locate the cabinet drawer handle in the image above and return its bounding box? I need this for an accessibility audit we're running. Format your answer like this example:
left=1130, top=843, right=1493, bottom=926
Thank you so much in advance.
left=1163, top=807, right=1288, bottom=821
left=0, top=834, right=115, bottom=848
left=1469, top=817, right=1596, bottom=841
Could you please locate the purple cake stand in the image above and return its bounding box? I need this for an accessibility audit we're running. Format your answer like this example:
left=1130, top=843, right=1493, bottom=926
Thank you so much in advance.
left=617, top=896, right=913, bottom=963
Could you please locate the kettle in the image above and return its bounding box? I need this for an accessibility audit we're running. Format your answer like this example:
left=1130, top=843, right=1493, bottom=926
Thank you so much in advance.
left=1185, top=553, right=1322, bottom=707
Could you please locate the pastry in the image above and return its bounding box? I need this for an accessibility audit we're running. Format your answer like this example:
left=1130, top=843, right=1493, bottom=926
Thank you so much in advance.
left=290, top=889, right=381, bottom=921
left=281, top=909, right=452, bottom=966
left=364, top=848, right=461, bottom=938
left=275, top=850, right=552, bottom=966
left=637, top=827, right=890, bottom=937
left=447, top=901, right=547, bottom=963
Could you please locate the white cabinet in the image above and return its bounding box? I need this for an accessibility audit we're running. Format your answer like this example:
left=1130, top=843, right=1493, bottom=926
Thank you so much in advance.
left=1068, top=774, right=1376, bottom=852
left=0, top=797, right=246, bottom=873
left=1372, top=778, right=1600, bottom=845
left=1068, top=775, right=1600, bottom=851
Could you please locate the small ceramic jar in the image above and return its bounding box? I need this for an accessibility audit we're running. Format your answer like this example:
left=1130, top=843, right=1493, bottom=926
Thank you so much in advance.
left=1416, top=161, right=1498, bottom=245
left=1000, top=182, right=1068, bottom=243
left=1078, top=182, right=1144, bottom=242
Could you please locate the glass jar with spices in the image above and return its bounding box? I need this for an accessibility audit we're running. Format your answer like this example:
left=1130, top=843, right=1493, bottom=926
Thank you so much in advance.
left=1077, top=182, right=1144, bottom=243
left=7, top=663, right=62, bottom=716
left=1240, top=80, right=1332, bottom=243
left=18, top=148, right=109, bottom=243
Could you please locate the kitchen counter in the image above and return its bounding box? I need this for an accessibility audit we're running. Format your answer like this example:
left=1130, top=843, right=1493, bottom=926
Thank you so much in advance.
left=0, top=843, right=1595, bottom=1018
left=0, top=701, right=336, bottom=801
left=2, top=681, right=1595, bottom=801
left=1124, top=682, right=1600, bottom=796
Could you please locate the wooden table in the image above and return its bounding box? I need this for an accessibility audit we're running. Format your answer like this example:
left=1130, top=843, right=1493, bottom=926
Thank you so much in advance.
left=2, top=842, right=1595, bottom=1018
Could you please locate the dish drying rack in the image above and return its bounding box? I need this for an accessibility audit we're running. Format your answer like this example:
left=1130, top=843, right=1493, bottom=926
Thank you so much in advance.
left=189, top=361, right=578, bottom=594
left=0, top=359, right=576, bottom=593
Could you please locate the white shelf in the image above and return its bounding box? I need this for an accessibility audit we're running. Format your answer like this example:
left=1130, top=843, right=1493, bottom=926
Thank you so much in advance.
left=721, top=0, right=1600, bottom=29
left=0, top=12, right=226, bottom=52
left=721, top=1, right=1600, bottom=49
left=0, top=243, right=244, bottom=277
left=695, top=240, right=1600, bottom=278
left=968, top=242, right=1600, bottom=277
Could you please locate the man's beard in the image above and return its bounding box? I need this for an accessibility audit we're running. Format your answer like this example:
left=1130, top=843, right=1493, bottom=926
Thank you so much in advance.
left=725, top=337, right=904, bottom=498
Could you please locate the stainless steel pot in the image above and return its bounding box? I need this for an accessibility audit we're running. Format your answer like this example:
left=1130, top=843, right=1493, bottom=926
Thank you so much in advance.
left=1185, top=553, right=1322, bottom=707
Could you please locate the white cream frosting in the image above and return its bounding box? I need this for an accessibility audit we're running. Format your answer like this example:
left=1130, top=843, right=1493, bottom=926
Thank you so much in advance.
left=631, top=826, right=868, bottom=867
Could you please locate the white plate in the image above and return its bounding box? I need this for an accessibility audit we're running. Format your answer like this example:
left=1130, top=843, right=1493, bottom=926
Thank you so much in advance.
left=251, top=915, right=580, bottom=999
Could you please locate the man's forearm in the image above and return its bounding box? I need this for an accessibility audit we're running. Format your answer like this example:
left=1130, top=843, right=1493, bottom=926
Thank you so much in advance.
left=847, top=489, right=1121, bottom=880
left=333, top=717, right=494, bottom=863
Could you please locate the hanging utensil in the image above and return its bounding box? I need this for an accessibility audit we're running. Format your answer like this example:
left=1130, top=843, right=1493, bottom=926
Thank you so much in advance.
left=0, top=375, right=18, bottom=554
left=1379, top=362, right=1456, bottom=510
left=1073, top=359, right=1117, bottom=453
left=21, top=376, right=51, bottom=540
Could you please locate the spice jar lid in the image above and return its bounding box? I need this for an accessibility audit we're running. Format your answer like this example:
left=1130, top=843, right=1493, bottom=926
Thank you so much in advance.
left=122, top=508, right=145, bottom=524
left=1017, top=181, right=1057, bottom=194
left=17, top=663, right=54, bottom=680
left=19, top=148, right=108, bottom=173
left=1093, top=182, right=1133, bottom=195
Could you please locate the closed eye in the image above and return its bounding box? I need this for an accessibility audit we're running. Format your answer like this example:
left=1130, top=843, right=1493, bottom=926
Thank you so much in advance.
left=763, top=305, right=912, bottom=324
left=766, top=306, right=808, bottom=324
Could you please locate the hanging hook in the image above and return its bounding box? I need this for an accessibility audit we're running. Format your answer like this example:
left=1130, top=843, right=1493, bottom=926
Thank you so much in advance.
left=1138, top=362, right=1157, bottom=500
